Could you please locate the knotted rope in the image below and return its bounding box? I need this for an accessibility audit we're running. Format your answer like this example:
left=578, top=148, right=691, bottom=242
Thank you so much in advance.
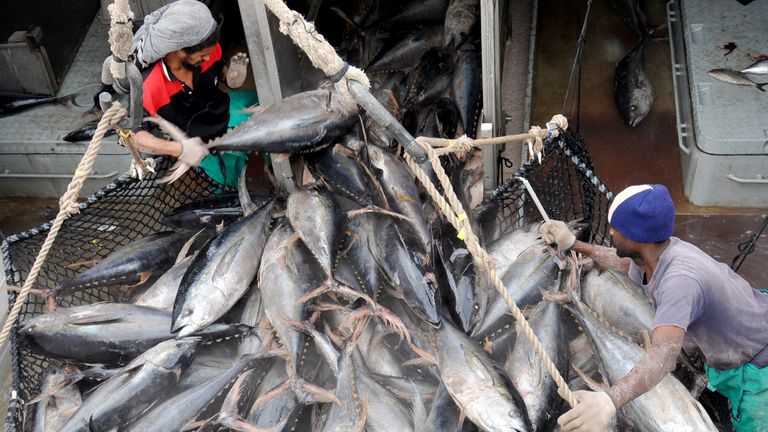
left=423, top=114, right=569, bottom=159
left=107, top=0, right=134, bottom=79
left=258, top=0, right=577, bottom=408
left=0, top=103, right=127, bottom=348
left=262, top=0, right=370, bottom=100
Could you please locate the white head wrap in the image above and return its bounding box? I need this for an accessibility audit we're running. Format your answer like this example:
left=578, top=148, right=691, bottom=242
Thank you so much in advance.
left=132, top=0, right=216, bottom=68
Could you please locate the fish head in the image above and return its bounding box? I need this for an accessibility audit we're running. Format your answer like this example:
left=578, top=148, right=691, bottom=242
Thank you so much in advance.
left=172, top=304, right=211, bottom=338
left=626, top=88, right=653, bottom=127
left=149, top=337, right=201, bottom=369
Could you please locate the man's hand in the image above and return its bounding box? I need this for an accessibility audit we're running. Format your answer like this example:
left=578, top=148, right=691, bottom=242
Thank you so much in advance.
left=539, top=220, right=576, bottom=251
left=226, top=52, right=250, bottom=89
left=178, top=137, right=209, bottom=167
left=558, top=391, right=616, bottom=432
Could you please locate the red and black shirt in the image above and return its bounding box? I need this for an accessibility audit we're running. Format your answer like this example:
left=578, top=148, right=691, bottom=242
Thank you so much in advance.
left=142, top=43, right=229, bottom=141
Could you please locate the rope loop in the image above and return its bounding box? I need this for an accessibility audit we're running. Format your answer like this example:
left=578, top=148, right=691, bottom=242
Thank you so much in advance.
left=546, top=114, right=569, bottom=139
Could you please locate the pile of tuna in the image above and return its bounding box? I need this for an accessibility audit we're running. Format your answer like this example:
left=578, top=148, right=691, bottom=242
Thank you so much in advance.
left=20, top=135, right=717, bottom=431
left=321, top=0, right=483, bottom=142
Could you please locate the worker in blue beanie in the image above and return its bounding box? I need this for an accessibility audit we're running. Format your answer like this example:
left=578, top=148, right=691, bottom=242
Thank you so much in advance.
left=540, top=184, right=768, bottom=432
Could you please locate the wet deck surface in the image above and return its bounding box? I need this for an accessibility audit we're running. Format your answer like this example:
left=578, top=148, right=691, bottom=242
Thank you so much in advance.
left=530, top=0, right=767, bottom=287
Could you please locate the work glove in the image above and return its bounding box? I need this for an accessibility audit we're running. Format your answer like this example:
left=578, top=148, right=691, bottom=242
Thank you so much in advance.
left=178, top=137, right=209, bottom=167
left=557, top=391, right=616, bottom=432
left=226, top=52, right=250, bottom=89
left=539, top=220, right=576, bottom=251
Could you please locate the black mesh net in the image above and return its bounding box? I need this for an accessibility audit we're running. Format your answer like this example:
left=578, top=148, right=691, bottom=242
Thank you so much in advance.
left=3, top=132, right=613, bottom=431
left=2, top=158, right=229, bottom=431
left=478, top=129, right=614, bottom=246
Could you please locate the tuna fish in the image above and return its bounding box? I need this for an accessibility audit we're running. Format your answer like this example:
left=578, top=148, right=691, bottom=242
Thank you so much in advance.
left=443, top=0, right=479, bottom=49
left=707, top=68, right=767, bottom=91
left=214, top=89, right=359, bottom=153
left=366, top=26, right=444, bottom=73
left=31, top=364, right=83, bottom=432
left=452, top=42, right=483, bottom=138
left=172, top=200, right=274, bottom=337
left=614, top=38, right=654, bottom=127
left=566, top=296, right=718, bottom=431
left=56, top=230, right=196, bottom=296
left=56, top=338, right=199, bottom=432
left=434, top=320, right=531, bottom=432
left=20, top=303, right=252, bottom=364
left=504, top=298, right=569, bottom=431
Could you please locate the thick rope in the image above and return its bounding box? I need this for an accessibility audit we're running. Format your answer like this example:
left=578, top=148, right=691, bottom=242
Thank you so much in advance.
left=0, top=103, right=127, bottom=349
left=261, top=0, right=370, bottom=100
left=425, top=114, right=569, bottom=157
left=404, top=140, right=577, bottom=408
left=249, top=0, right=577, bottom=408
left=107, top=0, right=134, bottom=79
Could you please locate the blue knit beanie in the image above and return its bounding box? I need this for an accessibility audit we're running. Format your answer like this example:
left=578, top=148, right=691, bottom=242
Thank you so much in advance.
left=608, top=184, right=675, bottom=243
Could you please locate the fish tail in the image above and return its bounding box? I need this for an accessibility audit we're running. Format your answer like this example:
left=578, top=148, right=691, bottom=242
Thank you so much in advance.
left=757, top=83, right=767, bottom=92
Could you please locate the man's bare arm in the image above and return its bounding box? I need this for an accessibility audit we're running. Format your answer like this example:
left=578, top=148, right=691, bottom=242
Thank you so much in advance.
left=134, top=131, right=182, bottom=157
left=571, top=240, right=632, bottom=273
left=606, top=326, right=685, bottom=408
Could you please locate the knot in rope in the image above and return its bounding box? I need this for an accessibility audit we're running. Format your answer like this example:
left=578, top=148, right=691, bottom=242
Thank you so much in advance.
left=546, top=114, right=569, bottom=138
left=58, top=190, right=81, bottom=217
left=445, top=135, right=475, bottom=158
left=528, top=125, right=545, bottom=159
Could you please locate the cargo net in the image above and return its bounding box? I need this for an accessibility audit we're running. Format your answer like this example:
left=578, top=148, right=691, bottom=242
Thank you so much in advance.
left=478, top=129, right=614, bottom=247
left=2, top=132, right=610, bottom=430
left=2, top=158, right=230, bottom=430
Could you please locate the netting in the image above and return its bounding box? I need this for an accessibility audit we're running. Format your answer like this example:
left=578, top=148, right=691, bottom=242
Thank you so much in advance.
left=2, top=158, right=230, bottom=431
left=477, top=129, right=614, bottom=247
left=3, top=130, right=612, bottom=431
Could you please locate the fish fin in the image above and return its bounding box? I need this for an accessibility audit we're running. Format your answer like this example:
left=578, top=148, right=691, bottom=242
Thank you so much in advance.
left=286, top=318, right=340, bottom=373
left=325, top=320, right=348, bottom=346
left=213, top=238, right=245, bottom=276
left=403, top=343, right=436, bottom=366
left=355, top=397, right=369, bottom=432
left=250, top=379, right=292, bottom=410
left=69, top=314, right=123, bottom=325
left=757, top=83, right=767, bottom=92
left=409, top=380, right=429, bottom=429
left=64, top=258, right=101, bottom=270
left=291, top=377, right=341, bottom=406
left=457, top=410, right=467, bottom=431
left=238, top=165, right=258, bottom=216
left=218, top=370, right=252, bottom=426
left=573, top=365, right=609, bottom=392
left=346, top=206, right=415, bottom=224
left=176, top=229, right=205, bottom=264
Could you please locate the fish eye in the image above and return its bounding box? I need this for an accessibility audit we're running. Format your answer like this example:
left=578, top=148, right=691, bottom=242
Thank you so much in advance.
left=630, top=105, right=638, bottom=112
left=473, top=303, right=480, bottom=310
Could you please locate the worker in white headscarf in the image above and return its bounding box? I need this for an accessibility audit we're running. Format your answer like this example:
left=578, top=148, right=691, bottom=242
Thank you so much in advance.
left=131, top=0, right=252, bottom=189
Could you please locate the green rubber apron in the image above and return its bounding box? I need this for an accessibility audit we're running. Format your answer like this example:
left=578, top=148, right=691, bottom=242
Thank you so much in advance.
left=198, top=90, right=259, bottom=190
left=704, top=289, right=768, bottom=432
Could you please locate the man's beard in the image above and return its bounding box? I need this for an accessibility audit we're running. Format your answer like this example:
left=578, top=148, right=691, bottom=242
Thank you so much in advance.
left=615, top=245, right=641, bottom=260
left=182, top=59, right=201, bottom=71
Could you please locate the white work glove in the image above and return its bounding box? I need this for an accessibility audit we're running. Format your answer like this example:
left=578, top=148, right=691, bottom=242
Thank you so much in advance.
left=558, top=391, right=616, bottom=432
left=178, top=137, right=209, bottom=167
left=226, top=52, right=250, bottom=89
left=539, top=220, right=576, bottom=251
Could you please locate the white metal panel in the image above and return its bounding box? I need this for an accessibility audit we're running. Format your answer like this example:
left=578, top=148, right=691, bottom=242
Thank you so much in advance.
left=480, top=0, right=503, bottom=191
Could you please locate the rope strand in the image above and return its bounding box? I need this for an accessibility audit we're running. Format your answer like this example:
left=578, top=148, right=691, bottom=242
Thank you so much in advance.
left=0, top=104, right=127, bottom=348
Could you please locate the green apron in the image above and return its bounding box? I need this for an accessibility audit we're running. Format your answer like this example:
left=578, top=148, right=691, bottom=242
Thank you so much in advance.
left=704, top=289, right=768, bottom=432
left=197, top=90, right=259, bottom=190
